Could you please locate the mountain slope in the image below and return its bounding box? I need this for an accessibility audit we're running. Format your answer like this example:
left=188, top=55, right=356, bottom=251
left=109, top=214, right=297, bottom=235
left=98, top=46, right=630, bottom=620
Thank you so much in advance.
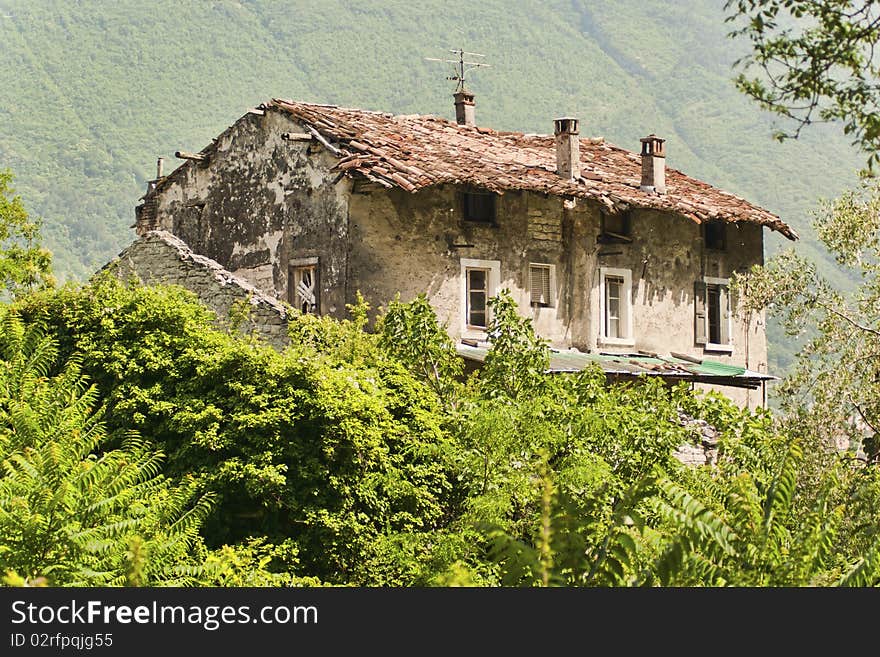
left=0, top=0, right=865, bottom=370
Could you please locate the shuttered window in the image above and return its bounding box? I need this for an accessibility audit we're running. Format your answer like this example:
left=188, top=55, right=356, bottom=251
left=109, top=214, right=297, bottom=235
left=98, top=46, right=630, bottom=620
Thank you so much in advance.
left=529, top=264, right=554, bottom=307
left=695, top=278, right=731, bottom=349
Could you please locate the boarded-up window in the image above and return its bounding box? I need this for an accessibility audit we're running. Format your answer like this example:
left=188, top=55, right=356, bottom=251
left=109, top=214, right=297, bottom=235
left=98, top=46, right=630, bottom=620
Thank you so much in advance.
left=466, top=267, right=489, bottom=328
left=529, top=264, right=554, bottom=307
left=291, top=261, right=319, bottom=314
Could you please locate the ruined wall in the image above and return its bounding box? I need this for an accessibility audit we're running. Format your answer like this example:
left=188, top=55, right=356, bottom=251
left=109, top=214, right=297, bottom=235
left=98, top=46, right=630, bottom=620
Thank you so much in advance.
left=106, top=231, right=290, bottom=348
left=145, top=109, right=351, bottom=318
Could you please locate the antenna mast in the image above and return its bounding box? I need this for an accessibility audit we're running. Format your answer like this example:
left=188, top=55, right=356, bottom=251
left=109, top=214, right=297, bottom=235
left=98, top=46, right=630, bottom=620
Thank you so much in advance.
left=425, top=48, right=491, bottom=92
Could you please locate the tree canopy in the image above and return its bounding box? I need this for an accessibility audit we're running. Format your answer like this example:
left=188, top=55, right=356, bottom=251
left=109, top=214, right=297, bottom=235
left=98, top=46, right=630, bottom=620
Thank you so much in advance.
left=726, top=0, right=880, bottom=168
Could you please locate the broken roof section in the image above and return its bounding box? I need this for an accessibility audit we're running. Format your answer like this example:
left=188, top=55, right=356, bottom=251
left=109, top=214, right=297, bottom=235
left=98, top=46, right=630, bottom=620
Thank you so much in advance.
left=457, top=343, right=776, bottom=390
left=267, top=99, right=797, bottom=240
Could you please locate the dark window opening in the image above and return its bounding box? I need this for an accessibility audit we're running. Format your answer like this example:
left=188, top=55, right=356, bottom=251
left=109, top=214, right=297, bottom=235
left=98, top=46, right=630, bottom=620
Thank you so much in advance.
left=462, top=190, right=496, bottom=223
left=599, top=211, right=632, bottom=243
left=707, top=284, right=721, bottom=344
left=705, top=222, right=726, bottom=251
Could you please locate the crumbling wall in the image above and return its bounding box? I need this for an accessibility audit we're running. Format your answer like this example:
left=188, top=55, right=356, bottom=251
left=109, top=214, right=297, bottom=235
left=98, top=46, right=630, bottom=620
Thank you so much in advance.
left=142, top=109, right=351, bottom=318
left=106, top=230, right=290, bottom=348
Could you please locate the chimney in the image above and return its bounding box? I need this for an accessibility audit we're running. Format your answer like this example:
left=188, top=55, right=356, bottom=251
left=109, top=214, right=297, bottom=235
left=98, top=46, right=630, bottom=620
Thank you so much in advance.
left=156, top=157, right=164, bottom=179
left=454, top=90, right=476, bottom=126
left=554, top=117, right=580, bottom=180
left=640, top=134, right=666, bottom=194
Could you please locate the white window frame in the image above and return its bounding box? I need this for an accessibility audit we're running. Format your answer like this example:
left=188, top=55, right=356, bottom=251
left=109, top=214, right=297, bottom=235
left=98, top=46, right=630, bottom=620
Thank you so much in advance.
left=598, top=267, right=634, bottom=347
left=529, top=263, right=557, bottom=308
left=703, top=276, right=734, bottom=353
left=460, top=258, right=501, bottom=336
left=290, top=256, right=320, bottom=314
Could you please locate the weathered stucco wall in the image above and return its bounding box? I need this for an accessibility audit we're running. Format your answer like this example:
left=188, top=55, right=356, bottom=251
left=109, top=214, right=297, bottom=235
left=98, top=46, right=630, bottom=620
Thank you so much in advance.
left=147, top=109, right=351, bottom=318
left=138, top=109, right=767, bottom=408
left=106, top=231, right=290, bottom=348
left=347, top=187, right=766, bottom=407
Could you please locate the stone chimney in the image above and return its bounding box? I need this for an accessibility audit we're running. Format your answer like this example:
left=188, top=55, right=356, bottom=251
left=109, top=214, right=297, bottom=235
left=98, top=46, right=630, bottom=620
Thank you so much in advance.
left=640, top=134, right=666, bottom=194
left=554, top=117, right=580, bottom=180
left=453, top=90, right=476, bottom=126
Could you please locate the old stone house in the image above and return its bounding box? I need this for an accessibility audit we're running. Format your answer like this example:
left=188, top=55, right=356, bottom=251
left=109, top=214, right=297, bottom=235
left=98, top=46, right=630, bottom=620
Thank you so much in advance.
left=116, top=93, right=797, bottom=408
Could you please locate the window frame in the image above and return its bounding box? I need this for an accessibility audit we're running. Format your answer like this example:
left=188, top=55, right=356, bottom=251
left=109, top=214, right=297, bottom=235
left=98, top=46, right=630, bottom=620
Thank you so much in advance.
left=460, top=258, right=501, bottom=336
left=598, top=266, right=634, bottom=346
left=529, top=262, right=556, bottom=308
left=290, top=256, right=320, bottom=315
left=696, top=276, right=733, bottom=353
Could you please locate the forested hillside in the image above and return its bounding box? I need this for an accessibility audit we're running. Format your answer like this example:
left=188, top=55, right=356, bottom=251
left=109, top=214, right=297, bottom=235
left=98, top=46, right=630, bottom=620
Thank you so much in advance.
left=0, top=0, right=865, bottom=370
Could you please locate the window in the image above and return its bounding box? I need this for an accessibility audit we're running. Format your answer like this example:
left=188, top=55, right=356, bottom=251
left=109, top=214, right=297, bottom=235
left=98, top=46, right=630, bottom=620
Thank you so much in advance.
left=462, top=190, right=496, bottom=223
left=599, top=211, right=631, bottom=243
left=704, top=221, right=726, bottom=251
left=598, top=267, right=633, bottom=345
left=460, top=258, right=500, bottom=333
left=529, top=263, right=556, bottom=307
left=290, top=257, right=319, bottom=314
left=467, top=268, right=489, bottom=327
left=694, top=277, right=732, bottom=351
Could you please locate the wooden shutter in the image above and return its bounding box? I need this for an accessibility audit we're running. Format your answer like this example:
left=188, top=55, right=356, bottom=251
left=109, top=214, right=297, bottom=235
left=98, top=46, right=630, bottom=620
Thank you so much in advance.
left=530, top=265, right=550, bottom=305
left=719, top=284, right=730, bottom=345
left=694, top=280, right=707, bottom=345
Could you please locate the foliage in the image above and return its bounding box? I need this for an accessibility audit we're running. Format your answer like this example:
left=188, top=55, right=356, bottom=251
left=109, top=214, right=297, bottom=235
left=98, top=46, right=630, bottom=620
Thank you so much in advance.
left=0, top=313, right=212, bottom=585
left=0, top=195, right=875, bottom=587
left=735, top=181, right=880, bottom=462
left=378, top=293, right=463, bottom=404
left=479, top=290, right=550, bottom=400
left=725, top=0, right=880, bottom=169
left=0, top=171, right=53, bottom=297
left=13, top=277, right=459, bottom=584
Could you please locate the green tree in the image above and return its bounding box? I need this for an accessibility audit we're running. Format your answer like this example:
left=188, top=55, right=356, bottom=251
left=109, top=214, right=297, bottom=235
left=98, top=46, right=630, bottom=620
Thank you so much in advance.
left=0, top=170, right=53, bottom=296
left=725, top=0, right=880, bottom=168
left=736, top=181, right=880, bottom=462
left=378, top=293, right=463, bottom=404
left=0, top=313, right=213, bottom=585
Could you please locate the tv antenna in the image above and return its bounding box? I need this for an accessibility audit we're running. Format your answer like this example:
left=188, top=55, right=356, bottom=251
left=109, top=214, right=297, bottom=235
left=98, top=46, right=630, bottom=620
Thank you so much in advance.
left=425, top=48, right=491, bottom=92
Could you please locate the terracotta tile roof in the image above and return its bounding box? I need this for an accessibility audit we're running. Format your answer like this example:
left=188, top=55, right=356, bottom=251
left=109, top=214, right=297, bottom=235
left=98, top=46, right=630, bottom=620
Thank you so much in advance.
left=268, top=98, right=796, bottom=240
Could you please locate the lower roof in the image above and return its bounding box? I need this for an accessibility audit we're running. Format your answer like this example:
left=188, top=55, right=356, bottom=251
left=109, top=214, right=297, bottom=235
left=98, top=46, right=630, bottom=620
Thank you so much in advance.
left=457, top=343, right=775, bottom=390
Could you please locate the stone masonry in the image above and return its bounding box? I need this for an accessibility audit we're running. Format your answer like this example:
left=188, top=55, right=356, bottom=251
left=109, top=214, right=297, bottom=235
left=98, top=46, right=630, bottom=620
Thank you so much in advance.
left=105, top=230, right=290, bottom=348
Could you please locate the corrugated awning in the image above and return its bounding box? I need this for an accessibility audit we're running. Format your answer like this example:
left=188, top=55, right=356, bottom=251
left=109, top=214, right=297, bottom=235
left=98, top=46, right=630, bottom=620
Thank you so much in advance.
left=456, top=343, right=776, bottom=390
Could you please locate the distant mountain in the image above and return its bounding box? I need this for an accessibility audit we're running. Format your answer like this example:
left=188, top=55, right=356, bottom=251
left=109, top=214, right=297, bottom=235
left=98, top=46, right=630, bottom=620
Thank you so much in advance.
left=0, top=0, right=865, bottom=371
